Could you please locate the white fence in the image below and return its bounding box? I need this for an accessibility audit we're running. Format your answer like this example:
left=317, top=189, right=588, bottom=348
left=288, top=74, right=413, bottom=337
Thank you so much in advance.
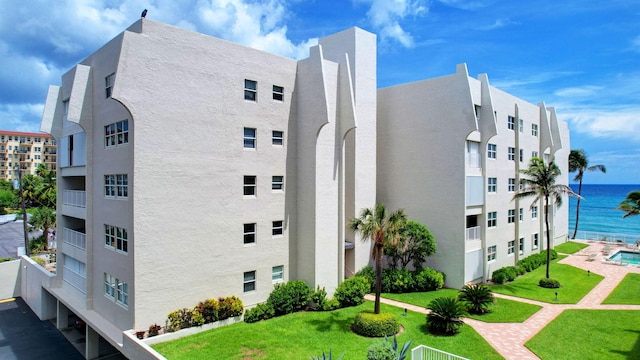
left=573, top=230, right=639, bottom=244
left=63, top=227, right=86, bottom=250
left=63, top=190, right=86, bottom=208
left=411, top=345, right=468, bottom=360
left=466, top=226, right=480, bottom=241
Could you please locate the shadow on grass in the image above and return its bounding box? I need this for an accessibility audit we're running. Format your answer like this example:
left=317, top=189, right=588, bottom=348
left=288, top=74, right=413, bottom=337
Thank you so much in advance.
left=304, top=311, right=354, bottom=334
left=610, top=329, right=640, bottom=359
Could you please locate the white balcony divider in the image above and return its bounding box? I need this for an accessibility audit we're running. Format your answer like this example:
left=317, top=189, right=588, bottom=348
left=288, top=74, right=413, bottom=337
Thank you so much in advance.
left=411, top=345, right=469, bottom=360
left=466, top=226, right=481, bottom=241
left=63, top=190, right=86, bottom=208
left=63, top=266, right=86, bottom=293
left=63, top=227, right=86, bottom=250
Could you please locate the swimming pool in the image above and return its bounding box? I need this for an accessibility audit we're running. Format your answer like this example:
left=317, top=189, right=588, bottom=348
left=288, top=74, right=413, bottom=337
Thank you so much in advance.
left=608, top=250, right=640, bottom=265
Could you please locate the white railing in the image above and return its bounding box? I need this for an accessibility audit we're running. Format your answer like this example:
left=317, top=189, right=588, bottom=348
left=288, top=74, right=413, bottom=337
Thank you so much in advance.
left=466, top=153, right=481, bottom=168
left=573, top=230, right=639, bottom=244
left=63, top=227, right=86, bottom=250
left=63, top=190, right=86, bottom=208
left=466, top=226, right=481, bottom=241
left=63, top=267, right=86, bottom=293
left=411, top=345, right=469, bottom=360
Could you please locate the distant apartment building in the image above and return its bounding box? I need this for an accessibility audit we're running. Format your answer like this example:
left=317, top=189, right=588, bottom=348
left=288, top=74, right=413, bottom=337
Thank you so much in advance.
left=0, top=130, right=56, bottom=181
left=22, top=18, right=568, bottom=358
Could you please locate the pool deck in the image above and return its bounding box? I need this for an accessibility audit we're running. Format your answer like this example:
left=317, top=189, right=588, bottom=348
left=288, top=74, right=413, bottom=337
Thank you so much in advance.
left=369, top=240, right=640, bottom=360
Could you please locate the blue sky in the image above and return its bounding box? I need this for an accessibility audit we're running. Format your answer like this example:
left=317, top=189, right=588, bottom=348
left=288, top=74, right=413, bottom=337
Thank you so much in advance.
left=0, top=0, right=638, bottom=184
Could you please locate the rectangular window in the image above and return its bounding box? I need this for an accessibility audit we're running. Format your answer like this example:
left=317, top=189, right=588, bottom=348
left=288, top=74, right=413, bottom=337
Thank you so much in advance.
left=519, top=119, right=524, bottom=132
left=507, top=116, right=515, bottom=130
left=244, top=127, right=256, bottom=149
left=272, top=85, right=284, bottom=101
left=272, top=220, right=283, bottom=236
left=243, top=176, right=256, bottom=196
left=272, top=130, right=284, bottom=146
left=487, top=212, right=497, bottom=228
left=508, top=240, right=515, bottom=254
left=508, top=147, right=515, bottom=161
left=105, top=174, right=127, bottom=198
left=243, top=271, right=256, bottom=292
left=104, top=273, right=116, bottom=299
left=532, top=233, right=539, bottom=250
left=519, top=149, right=524, bottom=162
left=508, top=209, right=516, bottom=223
left=519, top=208, right=524, bottom=222
left=519, top=179, right=526, bottom=191
left=105, top=73, right=115, bottom=98
left=272, top=176, right=284, bottom=191
left=243, top=223, right=256, bottom=244
left=272, top=265, right=284, bottom=283
left=104, top=224, right=128, bottom=253
left=488, top=177, right=497, bottom=193
left=519, top=237, right=525, bottom=255
left=532, top=124, right=538, bottom=136
left=104, top=119, right=129, bottom=148
left=105, top=175, right=115, bottom=197
left=532, top=151, right=539, bottom=158
left=244, top=79, right=257, bottom=101
left=487, top=143, right=497, bottom=159
left=488, top=245, right=497, bottom=262
left=532, top=206, right=538, bottom=219
left=117, top=280, right=128, bottom=306
left=508, top=178, right=516, bottom=192
left=63, top=100, right=69, bottom=121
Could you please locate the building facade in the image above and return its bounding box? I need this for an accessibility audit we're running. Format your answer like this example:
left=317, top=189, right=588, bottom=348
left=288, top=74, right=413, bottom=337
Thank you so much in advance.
left=0, top=130, right=56, bottom=182
left=27, top=19, right=568, bottom=358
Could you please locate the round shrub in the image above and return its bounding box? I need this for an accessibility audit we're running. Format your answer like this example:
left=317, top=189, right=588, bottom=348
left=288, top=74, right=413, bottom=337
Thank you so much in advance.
left=355, top=265, right=376, bottom=293
left=244, top=303, right=275, bottom=323
left=322, top=298, right=341, bottom=311
left=191, top=309, right=205, bottom=326
left=267, top=280, right=311, bottom=316
left=491, top=269, right=508, bottom=284
left=352, top=310, right=400, bottom=337
left=367, top=341, right=395, bottom=360
left=218, top=296, right=244, bottom=320
left=426, top=297, right=466, bottom=335
left=539, top=278, right=561, bottom=288
left=194, top=298, right=219, bottom=324
left=516, top=266, right=526, bottom=276
left=165, top=308, right=193, bottom=332
left=387, top=268, right=416, bottom=293
left=413, top=267, right=445, bottom=291
left=334, top=276, right=370, bottom=308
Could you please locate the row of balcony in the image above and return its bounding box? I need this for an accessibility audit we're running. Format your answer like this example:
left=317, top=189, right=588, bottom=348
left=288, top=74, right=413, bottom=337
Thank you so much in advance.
left=63, top=190, right=86, bottom=208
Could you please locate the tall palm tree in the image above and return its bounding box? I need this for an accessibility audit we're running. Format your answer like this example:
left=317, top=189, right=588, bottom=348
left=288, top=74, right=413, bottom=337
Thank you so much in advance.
left=349, top=204, right=407, bottom=314
left=568, top=150, right=606, bottom=239
left=616, top=191, right=640, bottom=218
left=514, top=157, right=578, bottom=278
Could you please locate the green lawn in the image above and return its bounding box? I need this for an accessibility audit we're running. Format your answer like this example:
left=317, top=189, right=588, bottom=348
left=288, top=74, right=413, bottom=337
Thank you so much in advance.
left=526, top=310, right=640, bottom=360
left=382, top=290, right=542, bottom=323
left=603, top=273, right=640, bottom=305
left=488, top=260, right=603, bottom=304
left=554, top=241, right=589, bottom=254
left=152, top=302, right=503, bottom=360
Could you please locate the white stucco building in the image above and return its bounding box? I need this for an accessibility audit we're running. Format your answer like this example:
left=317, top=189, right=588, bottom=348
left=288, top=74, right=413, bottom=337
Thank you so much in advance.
left=22, top=18, right=568, bottom=358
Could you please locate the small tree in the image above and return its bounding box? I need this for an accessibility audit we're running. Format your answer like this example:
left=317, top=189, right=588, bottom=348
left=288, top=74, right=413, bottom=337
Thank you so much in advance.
left=568, top=149, right=606, bottom=239
left=384, top=220, right=436, bottom=270
left=426, top=297, right=467, bottom=335
left=458, top=284, right=495, bottom=314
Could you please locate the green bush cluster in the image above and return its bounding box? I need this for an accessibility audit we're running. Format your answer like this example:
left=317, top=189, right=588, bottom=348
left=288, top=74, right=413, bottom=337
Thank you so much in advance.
left=492, top=250, right=559, bottom=284
left=244, top=303, right=276, bottom=323
left=334, top=276, right=370, bottom=307
left=539, top=278, right=561, bottom=288
left=309, top=285, right=340, bottom=311
left=165, top=295, right=243, bottom=332
left=367, top=341, right=396, bottom=360
left=355, top=266, right=445, bottom=293
left=352, top=310, right=400, bottom=337
left=268, top=280, right=311, bottom=316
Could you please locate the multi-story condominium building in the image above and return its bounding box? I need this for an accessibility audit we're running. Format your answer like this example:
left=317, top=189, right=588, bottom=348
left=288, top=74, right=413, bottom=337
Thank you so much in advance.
left=377, top=64, right=569, bottom=287
left=0, top=130, right=56, bottom=181
left=22, top=18, right=568, bottom=358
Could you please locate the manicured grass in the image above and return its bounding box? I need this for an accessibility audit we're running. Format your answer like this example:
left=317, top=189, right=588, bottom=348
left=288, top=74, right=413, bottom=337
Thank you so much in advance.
left=382, top=290, right=542, bottom=323
left=488, top=260, right=603, bottom=304
left=554, top=241, right=589, bottom=254
left=152, top=302, right=503, bottom=360
left=603, top=273, right=640, bottom=305
left=526, top=310, right=640, bottom=360
left=466, top=297, right=542, bottom=323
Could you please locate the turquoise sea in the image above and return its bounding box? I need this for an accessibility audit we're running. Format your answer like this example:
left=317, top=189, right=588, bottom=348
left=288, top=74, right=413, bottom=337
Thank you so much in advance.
left=568, top=184, right=640, bottom=239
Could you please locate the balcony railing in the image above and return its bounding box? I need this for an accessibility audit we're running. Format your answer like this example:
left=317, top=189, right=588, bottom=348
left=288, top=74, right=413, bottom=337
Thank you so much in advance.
left=466, top=226, right=481, bottom=241
left=63, top=267, right=86, bottom=293
left=63, top=190, right=86, bottom=208
left=466, top=153, right=481, bottom=168
left=63, top=227, right=86, bottom=250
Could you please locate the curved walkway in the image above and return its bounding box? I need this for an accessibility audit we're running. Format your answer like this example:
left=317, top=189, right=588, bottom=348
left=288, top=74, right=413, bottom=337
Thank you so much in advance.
left=370, top=241, right=640, bottom=360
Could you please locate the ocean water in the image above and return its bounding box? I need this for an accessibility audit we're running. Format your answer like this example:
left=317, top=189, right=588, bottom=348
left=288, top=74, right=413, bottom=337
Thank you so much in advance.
left=568, top=184, right=640, bottom=238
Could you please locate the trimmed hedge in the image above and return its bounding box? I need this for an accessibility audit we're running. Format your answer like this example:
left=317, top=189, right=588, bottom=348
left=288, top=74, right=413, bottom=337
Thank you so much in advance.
left=334, top=276, right=370, bottom=307
left=492, top=249, right=560, bottom=284
left=539, top=278, right=561, bottom=288
left=244, top=303, right=275, bottom=323
left=352, top=310, right=400, bottom=337
left=165, top=295, right=243, bottom=333
left=355, top=265, right=445, bottom=294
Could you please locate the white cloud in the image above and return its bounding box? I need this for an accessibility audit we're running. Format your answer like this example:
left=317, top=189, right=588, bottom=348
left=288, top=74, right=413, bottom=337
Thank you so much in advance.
left=478, top=18, right=517, bottom=31
left=0, top=103, right=45, bottom=132
left=359, top=0, right=428, bottom=47
left=561, top=105, right=640, bottom=141
left=554, top=85, right=603, bottom=98
left=437, top=0, right=488, bottom=11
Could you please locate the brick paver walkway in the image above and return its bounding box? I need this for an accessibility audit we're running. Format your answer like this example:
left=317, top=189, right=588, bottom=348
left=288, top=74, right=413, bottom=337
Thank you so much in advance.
left=369, top=241, right=640, bottom=360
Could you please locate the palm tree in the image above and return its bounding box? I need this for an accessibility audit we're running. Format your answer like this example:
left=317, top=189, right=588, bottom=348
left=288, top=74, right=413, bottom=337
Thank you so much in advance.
left=458, top=283, right=495, bottom=314
left=616, top=191, right=640, bottom=218
left=514, top=157, right=578, bottom=279
left=349, top=204, right=407, bottom=314
left=568, top=150, right=606, bottom=239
